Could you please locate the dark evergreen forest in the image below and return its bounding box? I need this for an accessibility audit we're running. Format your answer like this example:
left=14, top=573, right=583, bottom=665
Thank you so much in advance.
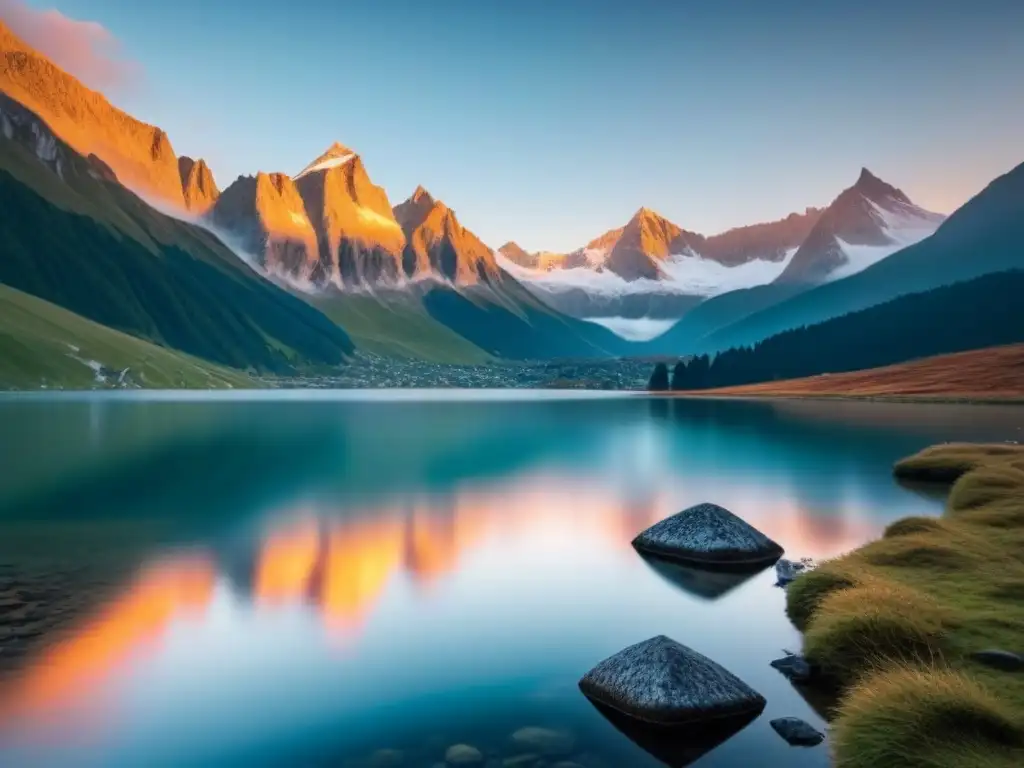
left=658, top=270, right=1024, bottom=390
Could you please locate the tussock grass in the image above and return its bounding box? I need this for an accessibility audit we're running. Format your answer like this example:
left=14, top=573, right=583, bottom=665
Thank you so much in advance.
left=785, top=563, right=860, bottom=632
left=883, top=515, right=947, bottom=538
left=833, top=666, right=1024, bottom=768
left=862, top=536, right=976, bottom=571
left=788, top=443, right=1024, bottom=768
left=803, top=583, right=951, bottom=686
left=893, top=442, right=1024, bottom=484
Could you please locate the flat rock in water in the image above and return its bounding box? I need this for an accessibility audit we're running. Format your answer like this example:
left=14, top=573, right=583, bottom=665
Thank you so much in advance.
left=578, top=635, right=766, bottom=724
left=632, top=503, right=784, bottom=569
left=770, top=717, right=825, bottom=746
left=970, top=649, right=1024, bottom=672
left=770, top=654, right=813, bottom=682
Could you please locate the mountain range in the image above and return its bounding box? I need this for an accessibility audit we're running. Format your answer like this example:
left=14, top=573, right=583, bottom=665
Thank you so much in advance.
left=499, top=168, right=944, bottom=321
left=0, top=17, right=1021, bottom=387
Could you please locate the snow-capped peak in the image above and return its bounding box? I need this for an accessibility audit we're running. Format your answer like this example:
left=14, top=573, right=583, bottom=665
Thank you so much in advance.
left=293, top=142, right=356, bottom=180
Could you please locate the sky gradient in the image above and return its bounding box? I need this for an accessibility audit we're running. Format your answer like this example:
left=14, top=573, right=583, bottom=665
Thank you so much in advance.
left=8, top=0, right=1024, bottom=252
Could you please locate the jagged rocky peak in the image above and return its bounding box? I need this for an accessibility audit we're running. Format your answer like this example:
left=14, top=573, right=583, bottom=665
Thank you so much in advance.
left=774, top=167, right=945, bottom=285
left=178, top=156, right=219, bottom=213
left=394, top=185, right=449, bottom=235
left=395, top=187, right=501, bottom=285
left=605, top=206, right=700, bottom=280
left=498, top=241, right=533, bottom=264
left=853, top=166, right=912, bottom=205
left=293, top=141, right=358, bottom=180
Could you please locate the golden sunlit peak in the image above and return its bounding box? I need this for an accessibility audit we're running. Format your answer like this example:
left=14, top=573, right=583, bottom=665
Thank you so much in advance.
left=293, top=142, right=358, bottom=180
left=411, top=184, right=434, bottom=204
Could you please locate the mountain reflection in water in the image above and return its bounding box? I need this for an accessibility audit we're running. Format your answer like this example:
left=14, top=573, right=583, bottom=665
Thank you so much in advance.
left=1, top=395, right=1018, bottom=767
left=0, top=469, right=872, bottom=737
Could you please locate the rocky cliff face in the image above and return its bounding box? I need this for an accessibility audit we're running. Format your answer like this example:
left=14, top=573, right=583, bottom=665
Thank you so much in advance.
left=394, top=186, right=502, bottom=285
left=0, top=21, right=185, bottom=208
left=210, top=172, right=319, bottom=281
left=293, top=143, right=407, bottom=286
left=604, top=208, right=704, bottom=280
left=700, top=208, right=823, bottom=266
left=178, top=156, right=219, bottom=213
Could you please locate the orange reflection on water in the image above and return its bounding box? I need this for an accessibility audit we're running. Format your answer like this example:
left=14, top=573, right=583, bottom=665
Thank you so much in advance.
left=320, top=512, right=405, bottom=634
left=0, top=552, right=214, bottom=732
left=254, top=513, right=321, bottom=605
left=0, top=471, right=880, bottom=740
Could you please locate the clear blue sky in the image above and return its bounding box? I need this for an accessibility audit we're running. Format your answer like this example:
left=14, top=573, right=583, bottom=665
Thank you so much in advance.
left=16, top=0, right=1024, bottom=252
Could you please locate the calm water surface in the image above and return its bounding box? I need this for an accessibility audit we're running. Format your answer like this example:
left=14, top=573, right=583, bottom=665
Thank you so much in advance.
left=0, top=392, right=1022, bottom=768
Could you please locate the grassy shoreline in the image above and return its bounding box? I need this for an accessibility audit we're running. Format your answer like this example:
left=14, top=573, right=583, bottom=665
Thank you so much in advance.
left=786, top=443, right=1024, bottom=767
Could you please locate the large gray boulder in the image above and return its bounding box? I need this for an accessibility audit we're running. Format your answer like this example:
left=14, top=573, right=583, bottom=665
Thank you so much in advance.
left=632, top=503, right=784, bottom=569
left=578, top=635, right=766, bottom=724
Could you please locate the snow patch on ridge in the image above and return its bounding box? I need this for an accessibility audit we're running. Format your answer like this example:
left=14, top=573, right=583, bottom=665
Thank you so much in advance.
left=293, top=153, right=355, bottom=181
left=826, top=200, right=943, bottom=282
left=498, top=248, right=798, bottom=299
left=585, top=317, right=678, bottom=341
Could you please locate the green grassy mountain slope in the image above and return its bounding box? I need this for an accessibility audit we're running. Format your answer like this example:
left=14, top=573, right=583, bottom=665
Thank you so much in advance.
left=421, top=277, right=633, bottom=360
left=0, top=283, right=251, bottom=389
left=305, top=291, right=493, bottom=364
left=0, top=95, right=353, bottom=373
left=695, top=160, right=1024, bottom=354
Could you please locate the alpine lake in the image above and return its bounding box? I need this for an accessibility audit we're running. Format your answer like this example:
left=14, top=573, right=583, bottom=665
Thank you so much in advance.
left=0, top=391, right=1021, bottom=768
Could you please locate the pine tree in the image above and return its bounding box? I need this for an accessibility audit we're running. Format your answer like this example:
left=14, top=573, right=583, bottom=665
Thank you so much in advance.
left=648, top=362, right=670, bottom=391
left=670, top=360, right=687, bottom=390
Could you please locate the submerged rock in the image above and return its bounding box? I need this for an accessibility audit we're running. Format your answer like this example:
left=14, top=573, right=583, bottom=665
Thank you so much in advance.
left=578, top=635, right=766, bottom=724
left=632, top=503, right=784, bottom=569
left=770, top=717, right=825, bottom=746
left=970, top=649, right=1024, bottom=672
left=445, top=744, right=483, bottom=765
left=770, top=653, right=813, bottom=682
left=509, top=727, right=575, bottom=756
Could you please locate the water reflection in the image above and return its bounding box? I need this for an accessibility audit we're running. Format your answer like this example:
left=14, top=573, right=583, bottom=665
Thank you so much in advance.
left=640, top=557, right=766, bottom=601
left=586, top=699, right=764, bottom=767
left=0, top=465, right=908, bottom=742
left=0, top=394, right=1020, bottom=766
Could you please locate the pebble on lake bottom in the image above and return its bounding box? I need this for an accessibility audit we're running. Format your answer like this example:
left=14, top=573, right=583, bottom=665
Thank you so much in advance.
left=445, top=743, right=484, bottom=764
left=770, top=717, right=825, bottom=747
left=509, top=727, right=576, bottom=756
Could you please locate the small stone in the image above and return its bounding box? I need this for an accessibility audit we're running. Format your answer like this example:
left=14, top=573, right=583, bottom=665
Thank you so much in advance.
left=368, top=749, right=405, bottom=767
left=510, top=727, right=575, bottom=756
left=970, top=649, right=1024, bottom=672
left=445, top=744, right=483, bottom=765
left=632, top=503, right=784, bottom=569
left=770, top=717, right=825, bottom=746
left=770, top=653, right=813, bottom=682
left=774, top=558, right=809, bottom=586
left=501, top=757, right=538, bottom=768
left=578, top=635, right=766, bottom=724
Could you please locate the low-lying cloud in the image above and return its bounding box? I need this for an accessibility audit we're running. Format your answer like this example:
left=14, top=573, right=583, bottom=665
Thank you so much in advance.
left=0, top=0, right=141, bottom=93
